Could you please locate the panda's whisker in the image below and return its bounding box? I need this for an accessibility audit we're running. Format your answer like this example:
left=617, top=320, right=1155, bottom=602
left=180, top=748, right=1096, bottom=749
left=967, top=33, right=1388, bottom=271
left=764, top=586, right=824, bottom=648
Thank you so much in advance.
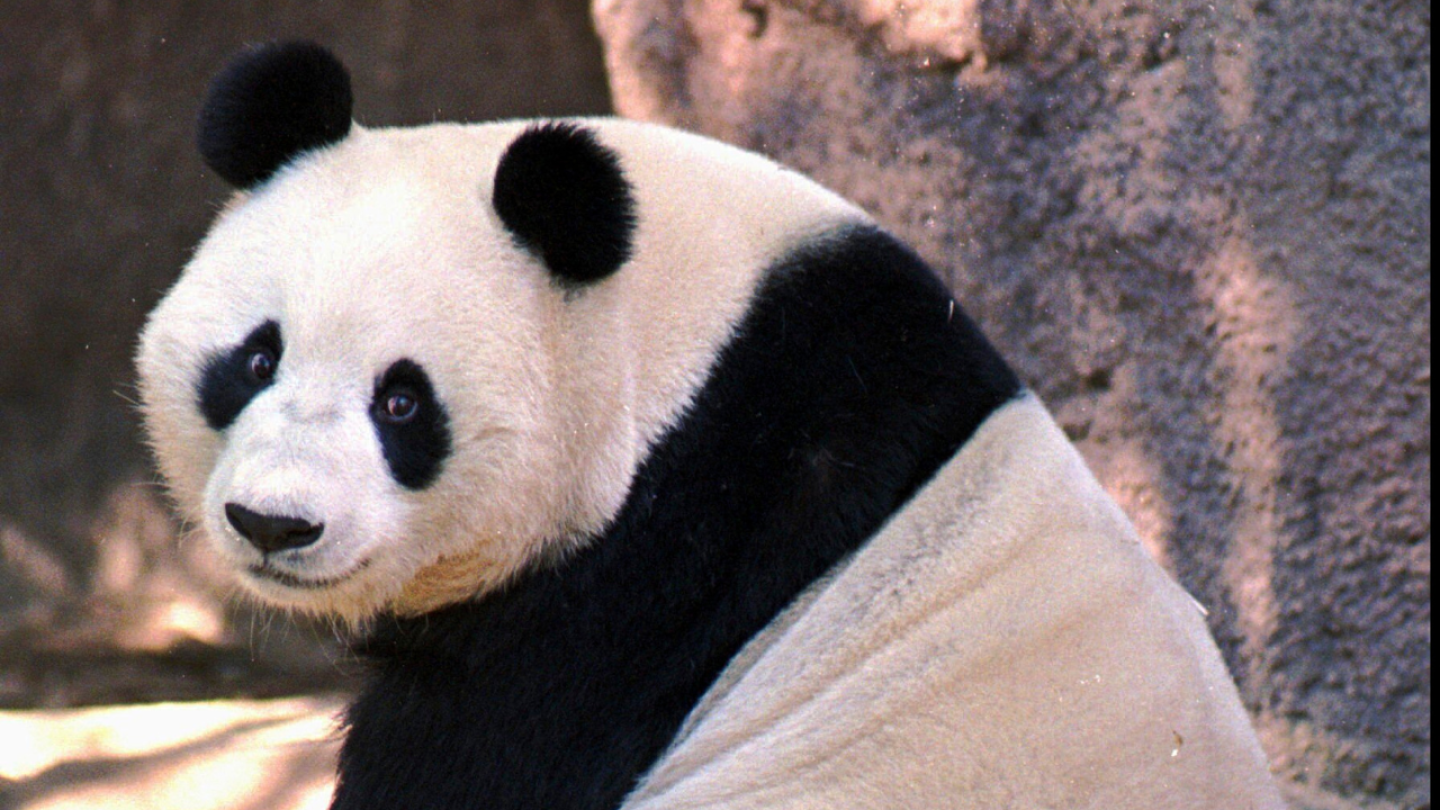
left=113, top=387, right=143, bottom=410
left=259, top=609, right=280, bottom=650
left=174, top=521, right=203, bottom=551
left=247, top=607, right=259, bottom=654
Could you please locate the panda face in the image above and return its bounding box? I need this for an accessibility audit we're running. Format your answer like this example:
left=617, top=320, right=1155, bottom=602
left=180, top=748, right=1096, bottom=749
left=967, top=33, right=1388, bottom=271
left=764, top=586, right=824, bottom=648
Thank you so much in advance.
left=138, top=126, right=643, bottom=621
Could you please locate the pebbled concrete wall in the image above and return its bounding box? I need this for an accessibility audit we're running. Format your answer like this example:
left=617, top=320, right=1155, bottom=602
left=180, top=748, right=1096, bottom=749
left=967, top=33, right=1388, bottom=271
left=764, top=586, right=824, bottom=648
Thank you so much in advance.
left=593, top=1, right=1430, bottom=808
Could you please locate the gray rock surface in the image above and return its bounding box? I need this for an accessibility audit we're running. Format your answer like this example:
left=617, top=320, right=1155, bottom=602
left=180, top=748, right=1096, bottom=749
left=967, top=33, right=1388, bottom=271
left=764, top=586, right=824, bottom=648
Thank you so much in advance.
left=594, top=1, right=1429, bottom=808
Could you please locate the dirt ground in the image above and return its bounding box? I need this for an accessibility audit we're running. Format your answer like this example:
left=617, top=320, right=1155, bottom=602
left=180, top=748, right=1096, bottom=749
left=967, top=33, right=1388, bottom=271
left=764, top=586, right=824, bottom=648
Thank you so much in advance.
left=0, top=695, right=346, bottom=810
left=0, top=696, right=1374, bottom=810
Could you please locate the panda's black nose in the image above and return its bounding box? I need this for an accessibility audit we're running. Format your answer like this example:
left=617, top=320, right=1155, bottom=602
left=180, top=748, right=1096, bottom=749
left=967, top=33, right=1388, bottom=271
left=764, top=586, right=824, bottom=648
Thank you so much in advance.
left=225, top=503, right=324, bottom=554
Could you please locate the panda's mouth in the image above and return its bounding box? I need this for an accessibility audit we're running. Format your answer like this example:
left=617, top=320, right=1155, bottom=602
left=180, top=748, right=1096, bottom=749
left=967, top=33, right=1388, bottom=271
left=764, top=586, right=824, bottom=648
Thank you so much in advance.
left=248, top=558, right=372, bottom=590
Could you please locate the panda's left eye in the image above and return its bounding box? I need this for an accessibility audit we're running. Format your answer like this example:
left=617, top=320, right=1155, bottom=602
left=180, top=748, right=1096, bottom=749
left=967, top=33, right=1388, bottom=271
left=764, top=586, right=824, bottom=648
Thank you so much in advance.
left=376, top=390, right=420, bottom=424
left=246, top=349, right=278, bottom=384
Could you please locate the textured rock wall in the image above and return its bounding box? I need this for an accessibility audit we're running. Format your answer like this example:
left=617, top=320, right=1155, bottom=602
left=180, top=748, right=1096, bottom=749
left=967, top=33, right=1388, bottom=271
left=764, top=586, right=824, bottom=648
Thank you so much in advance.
left=0, top=0, right=612, bottom=704
left=593, top=1, right=1430, bottom=808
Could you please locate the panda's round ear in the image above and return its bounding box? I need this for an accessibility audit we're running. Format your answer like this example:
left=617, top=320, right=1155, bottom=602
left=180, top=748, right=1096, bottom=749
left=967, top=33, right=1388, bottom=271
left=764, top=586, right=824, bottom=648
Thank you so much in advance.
left=198, top=41, right=354, bottom=189
left=493, top=123, right=638, bottom=287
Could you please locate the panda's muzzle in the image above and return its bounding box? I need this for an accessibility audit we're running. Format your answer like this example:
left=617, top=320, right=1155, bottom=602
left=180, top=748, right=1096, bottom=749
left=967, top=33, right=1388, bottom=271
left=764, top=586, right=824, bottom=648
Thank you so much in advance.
left=225, top=502, right=325, bottom=554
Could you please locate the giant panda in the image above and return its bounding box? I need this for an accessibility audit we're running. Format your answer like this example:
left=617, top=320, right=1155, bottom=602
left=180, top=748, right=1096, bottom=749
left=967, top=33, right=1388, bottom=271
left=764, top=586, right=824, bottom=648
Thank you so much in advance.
left=136, top=42, right=1286, bottom=810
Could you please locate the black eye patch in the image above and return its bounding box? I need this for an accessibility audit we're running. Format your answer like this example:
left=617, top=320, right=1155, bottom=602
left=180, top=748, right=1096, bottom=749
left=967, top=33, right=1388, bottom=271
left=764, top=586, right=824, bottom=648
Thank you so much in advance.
left=198, top=321, right=283, bottom=431
left=371, top=359, right=451, bottom=490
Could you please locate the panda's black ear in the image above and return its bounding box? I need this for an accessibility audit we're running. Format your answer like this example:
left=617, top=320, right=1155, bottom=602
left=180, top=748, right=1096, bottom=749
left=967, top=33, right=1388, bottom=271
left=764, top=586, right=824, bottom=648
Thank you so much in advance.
left=198, top=41, right=354, bottom=189
left=493, top=123, right=638, bottom=287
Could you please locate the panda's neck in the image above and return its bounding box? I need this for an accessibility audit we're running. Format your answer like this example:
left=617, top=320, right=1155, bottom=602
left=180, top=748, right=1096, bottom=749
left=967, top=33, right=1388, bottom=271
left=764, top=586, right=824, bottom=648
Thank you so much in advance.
left=332, top=225, right=1021, bottom=810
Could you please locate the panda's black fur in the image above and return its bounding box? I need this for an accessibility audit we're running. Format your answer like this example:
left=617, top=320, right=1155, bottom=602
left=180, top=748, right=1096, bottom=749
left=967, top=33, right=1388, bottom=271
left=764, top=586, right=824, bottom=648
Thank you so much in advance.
left=198, top=320, right=283, bottom=431
left=198, top=41, right=353, bottom=189
left=331, top=224, right=1019, bottom=809
left=369, top=358, right=453, bottom=491
left=493, top=122, right=640, bottom=288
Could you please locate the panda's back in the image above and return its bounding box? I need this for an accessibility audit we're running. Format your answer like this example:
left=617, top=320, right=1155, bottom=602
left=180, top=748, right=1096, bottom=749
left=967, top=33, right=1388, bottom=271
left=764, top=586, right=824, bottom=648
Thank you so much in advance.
left=623, top=395, right=1285, bottom=810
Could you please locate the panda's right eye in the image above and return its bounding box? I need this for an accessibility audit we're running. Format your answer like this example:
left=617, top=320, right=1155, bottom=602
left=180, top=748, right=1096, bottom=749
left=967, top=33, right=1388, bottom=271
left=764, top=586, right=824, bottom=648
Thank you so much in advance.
left=246, top=348, right=278, bottom=385
left=198, top=320, right=283, bottom=431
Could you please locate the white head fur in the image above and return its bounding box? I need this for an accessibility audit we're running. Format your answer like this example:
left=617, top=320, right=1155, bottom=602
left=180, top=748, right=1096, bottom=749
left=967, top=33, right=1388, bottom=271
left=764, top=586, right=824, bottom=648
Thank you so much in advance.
left=138, top=46, right=863, bottom=622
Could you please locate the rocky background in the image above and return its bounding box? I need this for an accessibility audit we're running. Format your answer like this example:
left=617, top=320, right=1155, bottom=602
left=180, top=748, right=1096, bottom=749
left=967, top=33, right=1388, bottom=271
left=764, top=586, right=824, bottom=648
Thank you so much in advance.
left=593, top=1, right=1431, bottom=807
left=0, top=1, right=1428, bottom=809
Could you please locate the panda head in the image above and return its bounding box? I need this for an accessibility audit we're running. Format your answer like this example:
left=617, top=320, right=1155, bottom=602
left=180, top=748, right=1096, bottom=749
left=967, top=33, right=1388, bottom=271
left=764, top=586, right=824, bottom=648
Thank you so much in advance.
left=137, top=43, right=651, bottom=622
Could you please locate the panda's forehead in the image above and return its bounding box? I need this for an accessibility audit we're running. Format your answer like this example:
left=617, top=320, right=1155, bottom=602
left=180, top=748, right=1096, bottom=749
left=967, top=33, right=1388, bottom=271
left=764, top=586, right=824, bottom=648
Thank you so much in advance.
left=213, top=189, right=413, bottom=353
left=193, top=133, right=531, bottom=368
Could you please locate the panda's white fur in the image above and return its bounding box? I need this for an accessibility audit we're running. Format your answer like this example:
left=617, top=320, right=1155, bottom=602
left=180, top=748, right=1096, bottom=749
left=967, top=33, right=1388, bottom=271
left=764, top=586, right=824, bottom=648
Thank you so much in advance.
left=138, top=43, right=1285, bottom=810
left=623, top=395, right=1284, bottom=809
left=139, top=119, right=863, bottom=620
